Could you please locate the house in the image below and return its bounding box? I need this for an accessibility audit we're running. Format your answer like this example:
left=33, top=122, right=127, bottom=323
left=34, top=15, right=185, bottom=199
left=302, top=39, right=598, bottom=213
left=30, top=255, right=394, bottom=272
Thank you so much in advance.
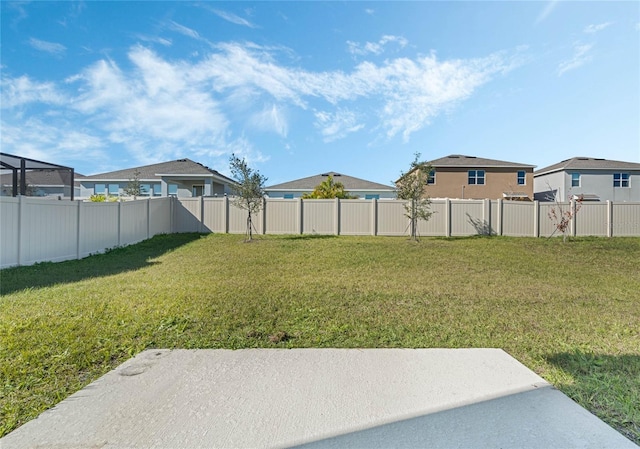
left=265, top=172, right=396, bottom=199
left=79, top=158, right=235, bottom=198
left=534, top=157, right=640, bottom=202
left=408, top=155, right=535, bottom=200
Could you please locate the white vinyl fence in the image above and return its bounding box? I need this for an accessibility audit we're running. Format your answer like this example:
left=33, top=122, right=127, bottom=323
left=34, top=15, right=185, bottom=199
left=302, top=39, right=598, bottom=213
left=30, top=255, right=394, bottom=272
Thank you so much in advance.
left=1, top=196, right=639, bottom=268
left=1, top=196, right=172, bottom=268
left=174, top=197, right=640, bottom=238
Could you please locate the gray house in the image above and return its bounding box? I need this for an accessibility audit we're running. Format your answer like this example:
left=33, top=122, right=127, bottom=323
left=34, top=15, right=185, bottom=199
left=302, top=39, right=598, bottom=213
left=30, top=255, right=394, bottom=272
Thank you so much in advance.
left=80, top=159, right=235, bottom=199
left=534, top=157, right=640, bottom=202
left=265, top=172, right=396, bottom=199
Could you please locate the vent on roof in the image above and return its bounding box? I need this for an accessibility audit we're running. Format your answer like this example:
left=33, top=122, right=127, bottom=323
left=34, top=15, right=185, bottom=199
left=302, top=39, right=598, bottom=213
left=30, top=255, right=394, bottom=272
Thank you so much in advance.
left=577, top=157, right=589, bottom=160
left=321, top=173, right=341, bottom=177
left=449, top=155, right=460, bottom=158
left=178, top=158, right=187, bottom=162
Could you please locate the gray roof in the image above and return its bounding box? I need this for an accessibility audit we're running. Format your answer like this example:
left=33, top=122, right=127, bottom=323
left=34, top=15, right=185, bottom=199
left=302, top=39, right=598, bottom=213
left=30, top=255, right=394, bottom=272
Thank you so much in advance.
left=81, top=158, right=235, bottom=184
left=535, top=157, right=640, bottom=176
left=427, top=154, right=535, bottom=168
left=266, top=172, right=394, bottom=191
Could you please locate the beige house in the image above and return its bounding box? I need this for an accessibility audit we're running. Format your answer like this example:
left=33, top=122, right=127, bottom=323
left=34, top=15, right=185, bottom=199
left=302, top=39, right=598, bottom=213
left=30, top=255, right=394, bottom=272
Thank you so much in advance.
left=407, top=155, right=535, bottom=200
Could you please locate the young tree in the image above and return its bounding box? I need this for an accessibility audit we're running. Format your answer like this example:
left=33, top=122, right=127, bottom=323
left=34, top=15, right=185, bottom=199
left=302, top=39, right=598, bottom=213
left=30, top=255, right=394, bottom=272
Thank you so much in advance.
left=229, top=154, right=267, bottom=242
left=124, top=169, right=142, bottom=198
left=546, top=184, right=584, bottom=242
left=396, top=153, right=434, bottom=241
left=301, top=175, right=356, bottom=199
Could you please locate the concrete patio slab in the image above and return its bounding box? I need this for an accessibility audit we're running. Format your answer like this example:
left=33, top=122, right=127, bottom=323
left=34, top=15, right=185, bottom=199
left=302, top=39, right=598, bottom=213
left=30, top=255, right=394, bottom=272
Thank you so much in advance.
left=1, top=348, right=636, bottom=449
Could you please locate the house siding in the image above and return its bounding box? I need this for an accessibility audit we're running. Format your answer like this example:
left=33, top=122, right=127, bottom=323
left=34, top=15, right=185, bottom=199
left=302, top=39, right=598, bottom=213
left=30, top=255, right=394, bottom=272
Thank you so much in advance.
left=426, top=167, right=534, bottom=200
left=535, top=170, right=640, bottom=202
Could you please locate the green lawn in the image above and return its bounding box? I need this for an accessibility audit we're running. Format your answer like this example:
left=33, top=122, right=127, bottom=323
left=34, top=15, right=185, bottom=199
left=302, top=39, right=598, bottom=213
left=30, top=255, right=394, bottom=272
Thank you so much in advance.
left=1, top=234, right=639, bottom=442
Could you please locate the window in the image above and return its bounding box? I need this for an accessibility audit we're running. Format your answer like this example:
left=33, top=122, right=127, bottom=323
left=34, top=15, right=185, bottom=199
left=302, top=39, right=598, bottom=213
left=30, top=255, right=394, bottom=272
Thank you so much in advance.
left=571, top=173, right=580, bottom=187
left=468, top=170, right=485, bottom=185
left=140, top=184, right=151, bottom=196
left=192, top=185, right=204, bottom=197
left=613, top=173, right=629, bottom=188
left=427, top=170, right=436, bottom=185
left=517, top=170, right=526, bottom=185
left=283, top=193, right=294, bottom=199
left=108, top=184, right=119, bottom=195
left=365, top=194, right=380, bottom=200
left=94, top=183, right=106, bottom=194
left=168, top=184, right=178, bottom=196
left=152, top=184, right=162, bottom=196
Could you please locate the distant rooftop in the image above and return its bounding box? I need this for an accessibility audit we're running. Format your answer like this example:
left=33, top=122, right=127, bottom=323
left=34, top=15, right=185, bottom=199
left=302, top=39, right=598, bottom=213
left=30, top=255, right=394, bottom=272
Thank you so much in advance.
left=426, top=155, right=535, bottom=168
left=266, top=172, right=394, bottom=191
left=535, top=157, right=640, bottom=176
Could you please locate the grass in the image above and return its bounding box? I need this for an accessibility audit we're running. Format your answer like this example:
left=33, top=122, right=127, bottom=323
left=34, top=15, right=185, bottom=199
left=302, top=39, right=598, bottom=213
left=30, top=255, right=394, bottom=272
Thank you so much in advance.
left=1, top=233, right=639, bottom=443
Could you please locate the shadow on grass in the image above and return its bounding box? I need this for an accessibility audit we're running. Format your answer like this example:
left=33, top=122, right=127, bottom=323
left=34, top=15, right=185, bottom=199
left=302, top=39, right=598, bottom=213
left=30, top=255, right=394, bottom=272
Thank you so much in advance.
left=277, top=234, right=338, bottom=240
left=0, top=233, right=204, bottom=295
left=545, top=351, right=640, bottom=444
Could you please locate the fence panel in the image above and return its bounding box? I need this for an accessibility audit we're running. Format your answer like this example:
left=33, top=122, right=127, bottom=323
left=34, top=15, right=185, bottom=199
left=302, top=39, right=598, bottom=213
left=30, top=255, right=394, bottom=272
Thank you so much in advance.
left=202, top=198, right=226, bottom=233
left=120, top=201, right=148, bottom=245
left=538, top=202, right=564, bottom=238
left=265, top=199, right=299, bottom=234
left=417, top=200, right=448, bottom=236
left=612, top=202, right=640, bottom=236
left=450, top=200, right=484, bottom=236
left=174, top=198, right=201, bottom=233
left=149, top=198, right=172, bottom=236
left=377, top=200, right=409, bottom=236
left=0, top=197, right=19, bottom=268
left=227, top=201, right=263, bottom=235
left=502, top=201, right=535, bottom=237
left=21, top=198, right=78, bottom=265
left=302, top=200, right=336, bottom=235
left=340, top=200, right=372, bottom=235
left=80, top=202, right=120, bottom=257
left=576, top=203, right=608, bottom=237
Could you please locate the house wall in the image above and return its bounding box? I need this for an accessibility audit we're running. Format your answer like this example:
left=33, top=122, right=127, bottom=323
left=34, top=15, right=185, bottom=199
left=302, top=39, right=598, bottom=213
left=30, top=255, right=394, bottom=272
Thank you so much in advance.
left=535, top=170, right=640, bottom=202
left=426, top=167, right=534, bottom=200
left=266, top=189, right=396, bottom=199
left=81, top=179, right=230, bottom=199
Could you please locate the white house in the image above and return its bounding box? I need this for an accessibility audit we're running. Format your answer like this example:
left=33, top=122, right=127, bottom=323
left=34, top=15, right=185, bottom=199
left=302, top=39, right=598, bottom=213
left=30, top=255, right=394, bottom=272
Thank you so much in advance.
left=534, top=157, right=640, bottom=202
left=265, top=172, right=396, bottom=200
left=80, top=159, right=235, bottom=199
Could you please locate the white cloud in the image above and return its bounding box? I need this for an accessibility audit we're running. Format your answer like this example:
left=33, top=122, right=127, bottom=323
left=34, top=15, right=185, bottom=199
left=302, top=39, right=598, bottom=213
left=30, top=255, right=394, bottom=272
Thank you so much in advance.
left=168, top=21, right=201, bottom=40
left=535, top=0, right=559, bottom=25
left=365, top=9, right=375, bottom=15
left=314, top=109, right=364, bottom=142
left=584, top=22, right=613, bottom=34
left=347, top=35, right=408, bottom=56
left=0, top=118, right=108, bottom=169
left=3, top=41, right=517, bottom=166
left=210, top=9, right=257, bottom=28
left=1, top=75, right=67, bottom=108
left=134, top=34, right=172, bottom=46
left=558, top=43, right=593, bottom=76
left=28, top=37, right=66, bottom=56
left=249, top=104, right=288, bottom=137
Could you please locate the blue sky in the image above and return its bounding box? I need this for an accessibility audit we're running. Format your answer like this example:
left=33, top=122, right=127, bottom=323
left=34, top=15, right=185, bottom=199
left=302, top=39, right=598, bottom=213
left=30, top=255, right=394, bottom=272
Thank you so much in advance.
left=1, top=1, right=639, bottom=186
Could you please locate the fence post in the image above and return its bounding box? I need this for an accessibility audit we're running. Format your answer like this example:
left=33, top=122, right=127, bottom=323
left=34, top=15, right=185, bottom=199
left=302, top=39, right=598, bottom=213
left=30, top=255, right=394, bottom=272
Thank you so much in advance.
left=607, top=200, right=613, bottom=237
left=199, top=196, right=205, bottom=233
left=371, top=198, right=377, bottom=236
left=223, top=195, right=229, bottom=233
left=298, top=198, right=303, bottom=234
left=262, top=198, right=267, bottom=234
left=117, top=201, right=122, bottom=246
left=17, top=195, right=25, bottom=265
left=334, top=198, right=340, bottom=235
left=533, top=200, right=540, bottom=238
left=496, top=199, right=503, bottom=236
left=570, top=198, right=577, bottom=237
left=147, top=198, right=151, bottom=239
left=77, top=200, right=83, bottom=260
left=445, top=198, right=451, bottom=237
